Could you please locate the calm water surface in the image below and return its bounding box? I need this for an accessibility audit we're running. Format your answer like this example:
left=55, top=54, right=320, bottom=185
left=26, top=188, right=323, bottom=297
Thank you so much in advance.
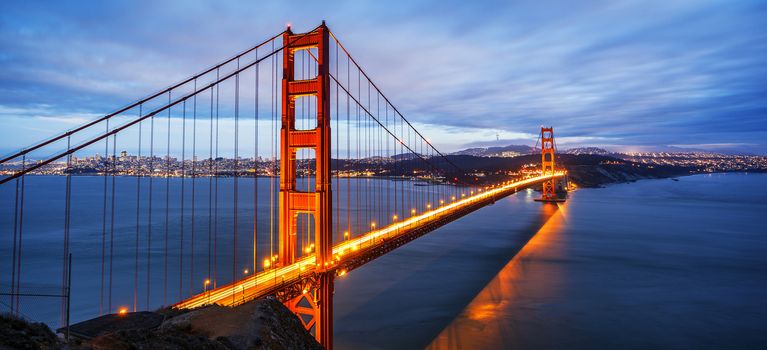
left=2, top=173, right=766, bottom=349
left=334, top=173, right=767, bottom=349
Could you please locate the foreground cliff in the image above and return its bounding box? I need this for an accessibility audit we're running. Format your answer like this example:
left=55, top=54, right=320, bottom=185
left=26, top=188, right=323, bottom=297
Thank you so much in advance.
left=0, top=313, right=62, bottom=349
left=1, top=299, right=322, bottom=350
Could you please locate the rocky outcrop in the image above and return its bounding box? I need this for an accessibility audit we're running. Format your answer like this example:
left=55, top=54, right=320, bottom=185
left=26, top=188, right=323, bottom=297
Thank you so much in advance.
left=80, top=298, right=322, bottom=350
left=3, top=299, right=322, bottom=350
left=157, top=298, right=322, bottom=350
left=0, top=313, right=62, bottom=349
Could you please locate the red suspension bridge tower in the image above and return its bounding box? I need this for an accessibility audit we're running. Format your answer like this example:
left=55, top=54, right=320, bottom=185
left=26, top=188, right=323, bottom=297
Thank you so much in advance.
left=279, top=22, right=334, bottom=348
left=535, top=127, right=566, bottom=202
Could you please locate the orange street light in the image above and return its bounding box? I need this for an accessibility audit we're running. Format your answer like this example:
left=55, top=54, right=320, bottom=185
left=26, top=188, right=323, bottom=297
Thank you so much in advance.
left=392, top=214, right=398, bottom=221
left=263, top=258, right=271, bottom=269
left=426, top=203, right=431, bottom=209
left=411, top=208, right=416, bottom=215
left=344, top=231, right=350, bottom=240
left=243, top=268, right=249, bottom=275
left=118, top=307, right=128, bottom=316
left=204, top=279, right=211, bottom=303
left=371, top=222, right=376, bottom=229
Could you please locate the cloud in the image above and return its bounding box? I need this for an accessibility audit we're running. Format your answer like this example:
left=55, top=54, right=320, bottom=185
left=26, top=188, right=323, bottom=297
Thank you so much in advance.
left=0, top=0, right=766, bottom=154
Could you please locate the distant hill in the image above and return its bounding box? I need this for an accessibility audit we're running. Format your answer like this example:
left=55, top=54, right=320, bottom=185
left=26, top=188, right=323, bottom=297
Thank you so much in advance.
left=563, top=147, right=614, bottom=156
left=391, top=152, right=421, bottom=160
left=451, top=144, right=535, bottom=157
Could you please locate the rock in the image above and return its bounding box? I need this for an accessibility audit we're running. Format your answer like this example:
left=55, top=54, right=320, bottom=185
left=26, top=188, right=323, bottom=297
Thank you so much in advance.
left=79, top=299, right=321, bottom=350
left=0, top=312, right=62, bottom=350
left=162, top=299, right=322, bottom=350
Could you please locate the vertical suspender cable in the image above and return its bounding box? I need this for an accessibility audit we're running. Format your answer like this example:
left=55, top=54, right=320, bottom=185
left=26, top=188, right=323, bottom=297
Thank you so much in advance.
left=385, top=103, right=390, bottom=224
left=269, top=40, right=275, bottom=269
left=10, top=163, right=20, bottom=315
left=370, top=83, right=374, bottom=228
left=134, top=107, right=143, bottom=312
left=377, top=92, right=380, bottom=226
left=304, top=52, right=308, bottom=250
left=191, top=79, right=197, bottom=296
left=164, top=91, right=171, bottom=305
left=335, top=43, right=340, bottom=242
left=15, top=155, right=26, bottom=314
left=253, top=48, right=259, bottom=280
left=233, top=58, right=240, bottom=303
left=356, top=69, right=360, bottom=235
left=61, top=135, right=72, bottom=324
left=214, top=68, right=220, bottom=287
left=208, top=86, right=214, bottom=285
left=346, top=53, right=351, bottom=238
left=147, top=108, right=155, bottom=308
left=108, top=132, right=117, bottom=312
left=180, top=100, right=186, bottom=300
left=99, top=120, right=109, bottom=315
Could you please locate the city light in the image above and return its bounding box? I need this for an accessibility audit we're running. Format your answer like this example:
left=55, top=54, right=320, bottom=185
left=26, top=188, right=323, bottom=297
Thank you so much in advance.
left=118, top=307, right=128, bottom=315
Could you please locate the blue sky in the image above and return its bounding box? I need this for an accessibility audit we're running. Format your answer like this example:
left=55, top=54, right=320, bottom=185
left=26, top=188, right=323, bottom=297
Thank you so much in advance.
left=1, top=0, right=766, bottom=155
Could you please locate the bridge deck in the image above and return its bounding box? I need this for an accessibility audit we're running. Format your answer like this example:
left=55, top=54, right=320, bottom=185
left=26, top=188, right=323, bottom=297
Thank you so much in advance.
left=174, top=174, right=564, bottom=309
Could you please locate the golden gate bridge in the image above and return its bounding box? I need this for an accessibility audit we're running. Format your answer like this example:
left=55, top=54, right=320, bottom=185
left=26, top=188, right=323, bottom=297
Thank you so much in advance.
left=0, top=22, right=564, bottom=349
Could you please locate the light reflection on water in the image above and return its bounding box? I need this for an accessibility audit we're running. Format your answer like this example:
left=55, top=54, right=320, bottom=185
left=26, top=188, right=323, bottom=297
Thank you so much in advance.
left=418, top=173, right=767, bottom=350
left=427, top=202, right=568, bottom=349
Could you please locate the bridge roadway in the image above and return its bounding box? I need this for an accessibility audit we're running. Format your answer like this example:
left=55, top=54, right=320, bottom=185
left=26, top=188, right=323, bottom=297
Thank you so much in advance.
left=174, top=173, right=564, bottom=309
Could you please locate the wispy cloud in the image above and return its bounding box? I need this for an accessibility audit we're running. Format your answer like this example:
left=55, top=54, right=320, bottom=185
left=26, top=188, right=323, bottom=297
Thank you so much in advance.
left=0, top=0, right=765, bottom=154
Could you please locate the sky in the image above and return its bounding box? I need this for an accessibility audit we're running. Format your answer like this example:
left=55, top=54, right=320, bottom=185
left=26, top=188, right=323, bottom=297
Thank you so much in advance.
left=1, top=0, right=766, bottom=155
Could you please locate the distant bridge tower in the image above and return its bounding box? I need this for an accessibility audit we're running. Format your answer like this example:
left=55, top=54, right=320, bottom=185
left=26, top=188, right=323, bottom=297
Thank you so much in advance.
left=279, top=22, right=334, bottom=348
left=535, top=127, right=565, bottom=202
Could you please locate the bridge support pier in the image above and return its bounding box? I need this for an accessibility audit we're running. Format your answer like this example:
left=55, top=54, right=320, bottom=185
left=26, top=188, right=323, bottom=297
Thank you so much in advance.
left=279, top=22, right=334, bottom=349
left=284, top=271, right=333, bottom=347
left=315, top=272, right=333, bottom=347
